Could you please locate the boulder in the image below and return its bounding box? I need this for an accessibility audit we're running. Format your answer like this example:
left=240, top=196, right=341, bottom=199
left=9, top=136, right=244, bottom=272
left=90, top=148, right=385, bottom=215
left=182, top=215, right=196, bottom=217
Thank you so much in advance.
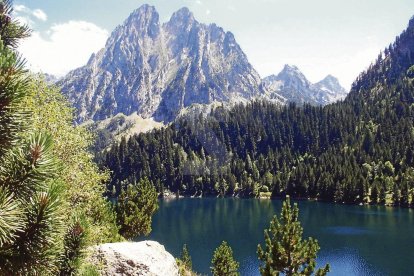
left=91, top=241, right=179, bottom=276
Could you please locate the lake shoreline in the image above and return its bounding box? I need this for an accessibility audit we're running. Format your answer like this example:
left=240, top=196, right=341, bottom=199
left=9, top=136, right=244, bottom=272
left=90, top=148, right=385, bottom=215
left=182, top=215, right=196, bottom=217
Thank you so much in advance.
left=159, top=192, right=409, bottom=209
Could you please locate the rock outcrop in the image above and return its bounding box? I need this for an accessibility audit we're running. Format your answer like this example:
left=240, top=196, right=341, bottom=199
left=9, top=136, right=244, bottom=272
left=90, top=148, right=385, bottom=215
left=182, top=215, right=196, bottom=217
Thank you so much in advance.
left=90, top=241, right=179, bottom=276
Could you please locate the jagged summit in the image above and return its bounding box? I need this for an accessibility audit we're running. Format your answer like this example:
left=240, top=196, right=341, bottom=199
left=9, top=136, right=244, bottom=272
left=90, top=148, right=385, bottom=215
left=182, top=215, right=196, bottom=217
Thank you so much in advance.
left=59, top=5, right=265, bottom=123
left=316, top=75, right=346, bottom=92
left=263, top=66, right=347, bottom=105
left=321, top=74, right=337, bottom=82
left=170, top=7, right=195, bottom=22
left=409, top=15, right=414, bottom=28
left=58, top=4, right=347, bottom=124
left=278, top=65, right=306, bottom=79
left=277, top=64, right=310, bottom=87
left=130, top=4, right=157, bottom=17
left=281, top=64, right=300, bottom=72
left=125, top=4, right=159, bottom=29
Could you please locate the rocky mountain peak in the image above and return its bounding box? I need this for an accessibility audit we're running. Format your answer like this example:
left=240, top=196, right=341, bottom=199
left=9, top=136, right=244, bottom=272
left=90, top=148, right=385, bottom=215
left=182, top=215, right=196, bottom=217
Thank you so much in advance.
left=316, top=75, right=346, bottom=94
left=409, top=15, right=414, bottom=29
left=263, top=65, right=347, bottom=105
left=59, top=5, right=265, bottom=123
left=119, top=5, right=160, bottom=38
left=124, top=5, right=160, bottom=38
left=168, top=7, right=195, bottom=27
left=282, top=64, right=299, bottom=72
left=322, top=74, right=337, bottom=82
left=279, top=64, right=307, bottom=78
left=130, top=4, right=157, bottom=17
left=277, top=64, right=311, bottom=87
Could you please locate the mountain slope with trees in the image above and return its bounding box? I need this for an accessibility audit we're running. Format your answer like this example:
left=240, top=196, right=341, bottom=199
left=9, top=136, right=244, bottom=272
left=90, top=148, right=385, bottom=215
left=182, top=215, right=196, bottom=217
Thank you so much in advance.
left=102, top=15, right=414, bottom=207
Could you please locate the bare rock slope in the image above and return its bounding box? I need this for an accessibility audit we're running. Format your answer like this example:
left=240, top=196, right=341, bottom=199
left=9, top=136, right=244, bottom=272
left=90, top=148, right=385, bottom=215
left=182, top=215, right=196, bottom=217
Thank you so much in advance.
left=59, top=5, right=265, bottom=123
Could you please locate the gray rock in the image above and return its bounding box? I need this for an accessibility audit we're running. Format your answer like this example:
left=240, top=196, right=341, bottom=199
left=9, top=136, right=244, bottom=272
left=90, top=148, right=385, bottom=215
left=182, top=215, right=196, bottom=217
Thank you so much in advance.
left=59, top=5, right=265, bottom=123
left=314, top=74, right=348, bottom=103
left=263, top=64, right=348, bottom=105
left=90, top=241, right=179, bottom=276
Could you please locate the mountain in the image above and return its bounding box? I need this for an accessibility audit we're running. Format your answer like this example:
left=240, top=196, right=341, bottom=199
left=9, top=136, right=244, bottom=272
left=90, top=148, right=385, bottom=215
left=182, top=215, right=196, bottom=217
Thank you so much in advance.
left=314, top=75, right=348, bottom=102
left=102, top=14, right=414, bottom=206
left=43, top=73, right=59, bottom=84
left=58, top=5, right=266, bottom=123
left=263, top=65, right=347, bottom=105
left=349, top=15, right=414, bottom=102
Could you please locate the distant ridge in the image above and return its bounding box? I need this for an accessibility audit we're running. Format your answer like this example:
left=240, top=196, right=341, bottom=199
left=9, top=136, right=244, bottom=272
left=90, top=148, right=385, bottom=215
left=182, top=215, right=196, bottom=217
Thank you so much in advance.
left=263, top=64, right=347, bottom=106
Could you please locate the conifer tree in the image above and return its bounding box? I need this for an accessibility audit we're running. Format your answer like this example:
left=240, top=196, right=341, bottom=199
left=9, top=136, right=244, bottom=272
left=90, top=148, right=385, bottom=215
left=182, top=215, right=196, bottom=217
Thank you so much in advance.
left=257, top=197, right=330, bottom=276
left=0, top=1, right=65, bottom=273
left=180, top=244, right=192, bottom=270
left=211, top=241, right=239, bottom=276
left=58, top=218, right=87, bottom=276
left=116, top=177, right=158, bottom=239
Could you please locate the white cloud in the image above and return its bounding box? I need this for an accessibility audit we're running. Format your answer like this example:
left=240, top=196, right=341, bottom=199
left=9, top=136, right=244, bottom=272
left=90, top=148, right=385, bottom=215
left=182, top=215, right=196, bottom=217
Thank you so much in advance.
left=15, top=15, right=34, bottom=26
left=14, top=4, right=28, bottom=12
left=206, top=9, right=211, bottom=15
left=13, top=4, right=48, bottom=26
left=32, top=9, right=47, bottom=21
left=19, top=21, right=109, bottom=77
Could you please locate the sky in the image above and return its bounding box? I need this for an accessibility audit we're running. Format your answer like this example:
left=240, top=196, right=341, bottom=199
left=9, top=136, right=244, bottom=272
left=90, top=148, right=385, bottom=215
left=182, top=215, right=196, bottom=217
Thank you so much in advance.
left=14, top=0, right=414, bottom=89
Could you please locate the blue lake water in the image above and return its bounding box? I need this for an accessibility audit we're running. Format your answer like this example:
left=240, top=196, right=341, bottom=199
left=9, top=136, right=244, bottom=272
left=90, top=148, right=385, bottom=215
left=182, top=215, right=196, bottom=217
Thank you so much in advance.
left=139, top=198, right=414, bottom=275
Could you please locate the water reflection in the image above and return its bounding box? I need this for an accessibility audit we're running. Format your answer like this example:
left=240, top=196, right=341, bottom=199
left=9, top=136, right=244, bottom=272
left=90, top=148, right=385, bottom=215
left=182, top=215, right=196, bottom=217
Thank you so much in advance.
left=138, top=198, right=414, bottom=275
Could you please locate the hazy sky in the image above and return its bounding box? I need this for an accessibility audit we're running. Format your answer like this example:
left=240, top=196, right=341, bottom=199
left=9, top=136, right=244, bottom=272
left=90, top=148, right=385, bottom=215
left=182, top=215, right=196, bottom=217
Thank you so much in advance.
left=15, top=0, right=414, bottom=89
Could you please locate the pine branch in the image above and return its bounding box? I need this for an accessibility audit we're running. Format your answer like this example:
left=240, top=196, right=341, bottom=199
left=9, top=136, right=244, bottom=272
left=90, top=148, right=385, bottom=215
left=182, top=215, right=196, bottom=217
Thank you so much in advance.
left=0, top=182, right=64, bottom=275
left=0, top=0, right=31, bottom=48
left=0, top=40, right=30, bottom=156
left=0, top=132, right=59, bottom=198
left=58, top=217, right=87, bottom=276
left=0, top=187, right=23, bottom=246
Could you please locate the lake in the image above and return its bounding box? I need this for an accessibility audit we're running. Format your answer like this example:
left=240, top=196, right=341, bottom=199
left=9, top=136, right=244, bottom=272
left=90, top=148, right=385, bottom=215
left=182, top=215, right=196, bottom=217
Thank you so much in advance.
left=139, top=198, right=414, bottom=275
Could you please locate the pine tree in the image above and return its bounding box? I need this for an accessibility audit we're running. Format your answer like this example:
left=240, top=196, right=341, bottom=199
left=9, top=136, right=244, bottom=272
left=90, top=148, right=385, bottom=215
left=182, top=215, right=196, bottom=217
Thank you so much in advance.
left=400, top=180, right=410, bottom=207
left=0, top=1, right=66, bottom=273
left=116, top=177, right=158, bottom=239
left=211, top=241, right=239, bottom=276
left=257, top=197, right=329, bottom=276
left=58, top=218, right=87, bottom=276
left=392, top=184, right=401, bottom=206
left=370, top=183, right=379, bottom=204
left=180, top=244, right=192, bottom=270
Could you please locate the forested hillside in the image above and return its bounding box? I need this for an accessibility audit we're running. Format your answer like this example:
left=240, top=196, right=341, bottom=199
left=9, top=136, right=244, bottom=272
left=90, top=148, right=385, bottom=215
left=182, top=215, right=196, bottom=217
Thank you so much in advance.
left=102, top=17, right=414, bottom=206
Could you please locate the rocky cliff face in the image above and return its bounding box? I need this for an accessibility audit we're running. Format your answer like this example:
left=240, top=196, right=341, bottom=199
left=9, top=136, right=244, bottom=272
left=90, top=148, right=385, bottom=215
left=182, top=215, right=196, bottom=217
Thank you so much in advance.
left=263, top=65, right=347, bottom=105
left=90, top=241, right=179, bottom=276
left=59, top=5, right=264, bottom=123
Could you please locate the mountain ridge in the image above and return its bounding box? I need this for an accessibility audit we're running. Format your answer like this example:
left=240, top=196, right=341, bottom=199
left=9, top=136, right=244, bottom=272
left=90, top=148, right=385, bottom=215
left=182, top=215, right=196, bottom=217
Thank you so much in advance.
left=263, top=64, right=347, bottom=105
left=59, top=5, right=347, bottom=125
left=101, top=13, right=414, bottom=208
left=59, top=5, right=265, bottom=123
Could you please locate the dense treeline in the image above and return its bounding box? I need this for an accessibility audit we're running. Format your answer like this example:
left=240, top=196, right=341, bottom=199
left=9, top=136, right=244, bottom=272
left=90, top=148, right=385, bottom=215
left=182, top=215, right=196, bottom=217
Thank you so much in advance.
left=102, top=18, right=414, bottom=207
